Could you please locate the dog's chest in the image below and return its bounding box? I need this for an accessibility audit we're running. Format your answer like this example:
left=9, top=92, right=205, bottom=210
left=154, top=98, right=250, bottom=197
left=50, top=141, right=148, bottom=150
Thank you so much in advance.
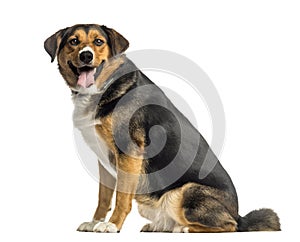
left=72, top=94, right=116, bottom=177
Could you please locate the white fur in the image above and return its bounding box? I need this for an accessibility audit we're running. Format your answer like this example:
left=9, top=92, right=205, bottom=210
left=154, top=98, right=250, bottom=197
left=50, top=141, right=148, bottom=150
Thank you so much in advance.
left=139, top=205, right=175, bottom=232
left=79, top=46, right=94, bottom=55
left=138, top=188, right=186, bottom=232
left=93, top=222, right=118, bottom=233
left=73, top=94, right=117, bottom=177
left=79, top=46, right=95, bottom=64
left=138, top=200, right=177, bottom=232
left=76, top=83, right=98, bottom=95
left=77, top=220, right=99, bottom=232
left=172, top=225, right=190, bottom=233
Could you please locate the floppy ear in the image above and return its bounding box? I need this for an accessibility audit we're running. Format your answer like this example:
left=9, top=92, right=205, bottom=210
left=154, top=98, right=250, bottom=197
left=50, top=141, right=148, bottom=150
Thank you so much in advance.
left=44, top=28, right=67, bottom=62
left=101, top=26, right=129, bottom=56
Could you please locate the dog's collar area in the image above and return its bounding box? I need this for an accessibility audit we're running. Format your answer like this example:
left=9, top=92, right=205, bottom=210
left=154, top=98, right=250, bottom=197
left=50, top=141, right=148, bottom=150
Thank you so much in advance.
left=99, top=77, right=115, bottom=93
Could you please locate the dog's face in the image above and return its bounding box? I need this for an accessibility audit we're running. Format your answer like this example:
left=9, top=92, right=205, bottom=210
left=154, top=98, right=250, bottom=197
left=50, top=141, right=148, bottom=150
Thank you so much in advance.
left=44, top=24, right=129, bottom=93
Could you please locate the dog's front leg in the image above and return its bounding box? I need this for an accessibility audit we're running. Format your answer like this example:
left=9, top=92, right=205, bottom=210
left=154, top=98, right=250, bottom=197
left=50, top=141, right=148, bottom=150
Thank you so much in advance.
left=110, top=154, right=143, bottom=230
left=93, top=160, right=116, bottom=221
left=93, top=154, right=143, bottom=232
left=77, top=160, right=116, bottom=232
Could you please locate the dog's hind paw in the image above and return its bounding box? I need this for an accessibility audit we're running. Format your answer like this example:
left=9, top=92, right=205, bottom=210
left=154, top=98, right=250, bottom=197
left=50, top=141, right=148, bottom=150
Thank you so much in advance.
left=140, top=223, right=154, bottom=232
left=172, top=225, right=190, bottom=233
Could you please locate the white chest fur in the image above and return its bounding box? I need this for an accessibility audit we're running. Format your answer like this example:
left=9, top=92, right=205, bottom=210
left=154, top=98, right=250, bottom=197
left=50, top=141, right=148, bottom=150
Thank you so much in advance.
left=72, top=94, right=117, bottom=177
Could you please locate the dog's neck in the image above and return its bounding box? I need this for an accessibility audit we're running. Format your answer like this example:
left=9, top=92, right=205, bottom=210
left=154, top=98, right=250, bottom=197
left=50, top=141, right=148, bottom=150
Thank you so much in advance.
left=95, top=54, right=126, bottom=89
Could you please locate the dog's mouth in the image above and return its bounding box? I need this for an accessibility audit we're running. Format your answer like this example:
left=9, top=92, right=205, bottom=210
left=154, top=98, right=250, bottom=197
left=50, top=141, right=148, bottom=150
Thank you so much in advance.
left=68, top=61, right=103, bottom=88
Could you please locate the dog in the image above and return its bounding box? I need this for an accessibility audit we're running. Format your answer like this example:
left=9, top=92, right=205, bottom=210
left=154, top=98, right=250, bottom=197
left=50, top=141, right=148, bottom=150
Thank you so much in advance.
left=44, top=24, right=280, bottom=233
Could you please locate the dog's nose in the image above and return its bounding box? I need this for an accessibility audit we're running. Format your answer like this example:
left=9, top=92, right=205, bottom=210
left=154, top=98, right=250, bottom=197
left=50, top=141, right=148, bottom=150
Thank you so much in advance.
left=79, top=51, right=93, bottom=64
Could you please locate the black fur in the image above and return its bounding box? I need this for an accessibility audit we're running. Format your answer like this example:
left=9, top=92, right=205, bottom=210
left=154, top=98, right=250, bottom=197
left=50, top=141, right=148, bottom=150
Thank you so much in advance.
left=45, top=25, right=281, bottom=231
left=95, top=57, right=237, bottom=198
left=238, top=209, right=281, bottom=231
left=182, top=184, right=238, bottom=228
left=93, top=56, right=280, bottom=231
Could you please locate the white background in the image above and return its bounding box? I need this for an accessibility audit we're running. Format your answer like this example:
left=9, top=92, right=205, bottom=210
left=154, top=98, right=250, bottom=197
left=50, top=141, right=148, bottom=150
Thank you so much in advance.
left=0, top=0, right=299, bottom=241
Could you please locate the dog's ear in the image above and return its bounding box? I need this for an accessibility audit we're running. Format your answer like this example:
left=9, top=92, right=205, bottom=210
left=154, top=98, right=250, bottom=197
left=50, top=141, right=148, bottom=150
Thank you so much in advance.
left=101, top=26, right=129, bottom=56
left=44, top=28, right=67, bottom=63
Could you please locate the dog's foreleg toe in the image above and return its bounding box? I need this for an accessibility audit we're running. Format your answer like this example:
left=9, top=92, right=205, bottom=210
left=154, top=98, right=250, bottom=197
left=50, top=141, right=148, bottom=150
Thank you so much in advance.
left=77, top=220, right=102, bottom=232
left=93, top=221, right=118, bottom=233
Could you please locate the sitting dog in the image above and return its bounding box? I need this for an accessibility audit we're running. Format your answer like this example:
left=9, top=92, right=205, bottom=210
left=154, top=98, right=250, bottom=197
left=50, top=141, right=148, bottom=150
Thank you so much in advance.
left=44, top=24, right=280, bottom=233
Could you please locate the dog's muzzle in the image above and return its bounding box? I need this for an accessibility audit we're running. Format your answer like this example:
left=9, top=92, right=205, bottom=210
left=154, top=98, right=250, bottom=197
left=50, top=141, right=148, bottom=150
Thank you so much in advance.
left=67, top=60, right=104, bottom=89
left=79, top=51, right=93, bottom=65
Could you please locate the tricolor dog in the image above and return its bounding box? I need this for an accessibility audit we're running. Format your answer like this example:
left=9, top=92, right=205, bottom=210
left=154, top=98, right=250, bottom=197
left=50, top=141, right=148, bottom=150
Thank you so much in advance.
left=44, top=24, right=280, bottom=233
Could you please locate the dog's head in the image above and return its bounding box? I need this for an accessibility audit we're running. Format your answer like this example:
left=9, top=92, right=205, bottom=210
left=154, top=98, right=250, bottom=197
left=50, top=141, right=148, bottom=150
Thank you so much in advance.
left=44, top=24, right=129, bottom=93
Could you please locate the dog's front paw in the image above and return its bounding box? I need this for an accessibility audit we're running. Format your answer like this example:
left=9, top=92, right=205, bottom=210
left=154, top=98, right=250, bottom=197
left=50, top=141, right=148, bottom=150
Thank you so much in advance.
left=77, top=220, right=100, bottom=232
left=93, top=222, right=118, bottom=233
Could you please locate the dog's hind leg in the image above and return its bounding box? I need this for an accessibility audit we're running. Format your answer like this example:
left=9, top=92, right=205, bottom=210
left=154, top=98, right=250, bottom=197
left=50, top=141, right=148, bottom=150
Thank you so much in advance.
left=176, top=183, right=238, bottom=233
left=138, top=183, right=238, bottom=233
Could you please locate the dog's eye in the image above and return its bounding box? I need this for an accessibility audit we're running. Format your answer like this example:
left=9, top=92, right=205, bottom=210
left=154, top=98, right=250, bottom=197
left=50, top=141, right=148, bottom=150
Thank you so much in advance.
left=94, top=39, right=104, bottom=46
left=69, top=38, right=80, bottom=46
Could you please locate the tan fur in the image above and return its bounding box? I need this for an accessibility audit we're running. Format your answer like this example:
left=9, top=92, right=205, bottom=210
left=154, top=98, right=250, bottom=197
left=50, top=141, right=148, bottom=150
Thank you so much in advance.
left=63, top=28, right=111, bottom=67
left=57, top=28, right=111, bottom=88
left=95, top=56, right=125, bottom=88
left=136, top=183, right=237, bottom=232
left=57, top=48, right=77, bottom=87
left=136, top=184, right=187, bottom=232
left=95, top=112, right=144, bottom=155
left=109, top=155, right=143, bottom=230
left=95, top=115, right=115, bottom=152
left=185, top=224, right=236, bottom=233
left=93, top=161, right=116, bottom=221
left=95, top=112, right=145, bottom=230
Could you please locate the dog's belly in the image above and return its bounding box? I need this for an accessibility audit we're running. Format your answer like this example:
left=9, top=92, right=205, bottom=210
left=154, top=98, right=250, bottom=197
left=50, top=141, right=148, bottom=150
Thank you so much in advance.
left=72, top=94, right=117, bottom=177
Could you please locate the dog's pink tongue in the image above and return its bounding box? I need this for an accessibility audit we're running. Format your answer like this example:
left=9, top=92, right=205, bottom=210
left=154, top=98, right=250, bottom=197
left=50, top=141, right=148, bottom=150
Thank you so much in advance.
left=77, top=70, right=95, bottom=88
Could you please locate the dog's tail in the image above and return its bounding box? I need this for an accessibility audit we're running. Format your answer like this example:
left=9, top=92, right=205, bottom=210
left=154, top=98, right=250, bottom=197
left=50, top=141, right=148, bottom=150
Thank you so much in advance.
left=237, top=208, right=281, bottom=231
